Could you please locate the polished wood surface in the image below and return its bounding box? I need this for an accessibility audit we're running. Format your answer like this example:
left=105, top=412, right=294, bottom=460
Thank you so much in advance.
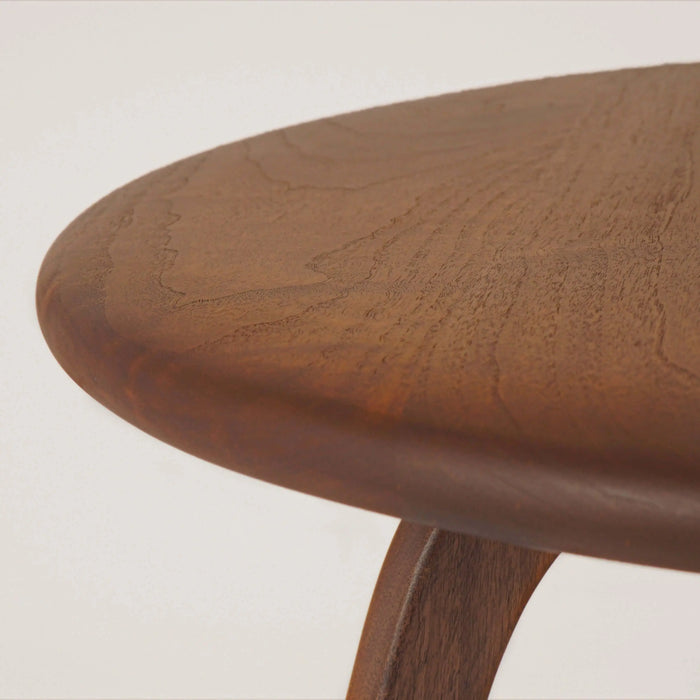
left=348, top=522, right=556, bottom=699
left=37, top=64, right=700, bottom=571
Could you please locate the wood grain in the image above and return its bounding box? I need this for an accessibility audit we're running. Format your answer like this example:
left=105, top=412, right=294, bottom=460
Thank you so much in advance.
left=37, top=64, right=700, bottom=571
left=348, top=522, right=557, bottom=699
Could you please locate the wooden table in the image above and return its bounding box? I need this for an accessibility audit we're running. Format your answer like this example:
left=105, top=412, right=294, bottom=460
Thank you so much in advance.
left=37, top=63, right=700, bottom=698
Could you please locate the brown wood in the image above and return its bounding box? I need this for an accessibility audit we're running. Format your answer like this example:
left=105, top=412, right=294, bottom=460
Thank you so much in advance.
left=37, top=63, right=700, bottom=571
left=348, top=522, right=556, bottom=699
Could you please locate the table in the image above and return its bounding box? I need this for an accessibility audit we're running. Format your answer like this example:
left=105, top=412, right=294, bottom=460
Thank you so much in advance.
left=36, top=63, right=700, bottom=698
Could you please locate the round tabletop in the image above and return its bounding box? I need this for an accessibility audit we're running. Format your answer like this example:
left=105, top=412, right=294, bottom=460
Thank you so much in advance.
left=37, top=63, right=700, bottom=572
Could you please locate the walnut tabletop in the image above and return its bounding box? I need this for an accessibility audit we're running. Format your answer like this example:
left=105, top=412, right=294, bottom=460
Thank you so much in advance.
left=37, top=64, right=700, bottom=574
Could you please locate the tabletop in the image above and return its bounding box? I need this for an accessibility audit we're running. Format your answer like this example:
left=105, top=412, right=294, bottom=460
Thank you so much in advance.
left=37, top=63, right=700, bottom=572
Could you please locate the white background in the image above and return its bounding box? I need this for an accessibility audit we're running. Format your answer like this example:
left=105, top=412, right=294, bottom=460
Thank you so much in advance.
left=2, top=2, right=700, bottom=698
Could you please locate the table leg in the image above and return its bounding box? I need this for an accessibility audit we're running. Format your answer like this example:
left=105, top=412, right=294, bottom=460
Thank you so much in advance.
left=348, top=521, right=557, bottom=699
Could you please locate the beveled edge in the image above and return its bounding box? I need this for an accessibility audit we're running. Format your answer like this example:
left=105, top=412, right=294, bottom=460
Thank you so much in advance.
left=37, top=216, right=700, bottom=573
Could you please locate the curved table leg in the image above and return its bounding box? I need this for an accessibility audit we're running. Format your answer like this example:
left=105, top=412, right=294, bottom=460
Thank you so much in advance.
left=348, top=521, right=557, bottom=699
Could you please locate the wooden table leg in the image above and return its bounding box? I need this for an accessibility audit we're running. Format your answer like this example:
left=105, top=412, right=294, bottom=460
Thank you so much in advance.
left=348, top=522, right=557, bottom=699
